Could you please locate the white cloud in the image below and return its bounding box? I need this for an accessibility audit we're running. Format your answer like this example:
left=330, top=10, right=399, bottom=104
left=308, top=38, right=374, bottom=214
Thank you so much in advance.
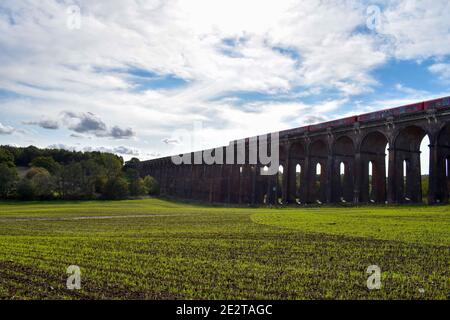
left=61, top=111, right=135, bottom=139
left=0, top=0, right=386, bottom=102
left=0, top=122, right=15, bottom=135
left=48, top=144, right=140, bottom=156
left=0, top=1, right=449, bottom=159
left=376, top=0, right=450, bottom=60
left=429, top=63, right=450, bottom=81
left=47, top=144, right=77, bottom=152
left=23, top=119, right=59, bottom=130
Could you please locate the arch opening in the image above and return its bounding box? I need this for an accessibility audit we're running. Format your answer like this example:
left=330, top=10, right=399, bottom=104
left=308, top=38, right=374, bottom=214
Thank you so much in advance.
left=395, top=125, right=429, bottom=203
left=334, top=136, right=355, bottom=203
left=360, top=131, right=388, bottom=203
left=314, top=162, right=324, bottom=204
left=261, top=165, right=269, bottom=205
left=435, top=122, right=450, bottom=203
left=402, top=159, right=410, bottom=201
left=338, top=161, right=347, bottom=202
left=295, top=164, right=302, bottom=203
left=368, top=161, right=374, bottom=202
left=446, top=158, right=449, bottom=178
left=277, top=165, right=284, bottom=204
left=309, top=139, right=327, bottom=204
left=288, top=142, right=306, bottom=204
left=447, top=157, right=450, bottom=202
left=419, top=136, right=430, bottom=203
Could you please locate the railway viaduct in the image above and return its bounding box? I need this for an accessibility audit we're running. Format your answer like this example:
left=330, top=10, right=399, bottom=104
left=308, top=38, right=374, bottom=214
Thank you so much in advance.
left=136, top=96, right=450, bottom=205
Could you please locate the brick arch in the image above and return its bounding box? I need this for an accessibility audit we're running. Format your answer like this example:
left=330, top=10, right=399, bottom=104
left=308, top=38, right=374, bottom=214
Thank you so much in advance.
left=359, top=130, right=389, bottom=203
left=333, top=135, right=355, bottom=203
left=287, top=141, right=307, bottom=204
left=432, top=121, right=450, bottom=203
left=392, top=125, right=430, bottom=203
left=289, top=141, right=306, bottom=159
left=438, top=121, right=450, bottom=146
left=360, top=130, right=389, bottom=154
left=394, top=125, right=429, bottom=152
left=279, top=144, right=288, bottom=163
left=308, top=139, right=328, bottom=203
left=309, top=138, right=328, bottom=157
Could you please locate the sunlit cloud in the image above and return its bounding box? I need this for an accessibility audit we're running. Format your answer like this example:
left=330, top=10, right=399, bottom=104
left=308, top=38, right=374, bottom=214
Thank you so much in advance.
left=0, top=0, right=449, bottom=160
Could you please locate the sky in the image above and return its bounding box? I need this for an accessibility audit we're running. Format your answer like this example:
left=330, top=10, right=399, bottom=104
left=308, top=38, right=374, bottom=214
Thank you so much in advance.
left=0, top=0, right=449, bottom=172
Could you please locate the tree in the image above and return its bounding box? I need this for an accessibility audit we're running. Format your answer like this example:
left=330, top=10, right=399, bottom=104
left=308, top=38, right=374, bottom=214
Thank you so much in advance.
left=1, top=146, right=21, bottom=165
left=59, top=162, right=83, bottom=199
left=97, top=153, right=123, bottom=179
left=26, top=167, right=51, bottom=179
left=0, top=145, right=146, bottom=201
left=93, top=175, right=108, bottom=195
left=125, top=168, right=146, bottom=196
left=143, top=176, right=160, bottom=196
left=16, top=178, right=36, bottom=200
left=0, top=147, right=15, bottom=167
left=124, top=157, right=140, bottom=171
left=29, top=156, right=61, bottom=175
left=0, top=163, right=18, bottom=198
left=16, top=146, right=42, bottom=167
left=31, top=170, right=55, bottom=199
left=129, top=177, right=147, bottom=196
left=103, top=177, right=129, bottom=200
left=79, top=159, right=106, bottom=197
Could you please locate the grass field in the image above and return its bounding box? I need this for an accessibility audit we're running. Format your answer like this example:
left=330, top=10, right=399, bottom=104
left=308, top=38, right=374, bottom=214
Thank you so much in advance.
left=0, top=199, right=448, bottom=300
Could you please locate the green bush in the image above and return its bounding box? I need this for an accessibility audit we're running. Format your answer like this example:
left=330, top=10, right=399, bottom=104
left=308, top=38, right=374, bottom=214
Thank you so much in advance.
left=143, top=176, right=160, bottom=196
left=16, top=178, right=36, bottom=200
left=129, top=177, right=147, bottom=196
left=0, top=147, right=15, bottom=168
left=29, top=156, right=61, bottom=175
left=103, top=177, right=129, bottom=200
left=125, top=168, right=147, bottom=197
left=26, top=167, right=50, bottom=179
left=0, top=163, right=18, bottom=198
left=31, top=171, right=55, bottom=199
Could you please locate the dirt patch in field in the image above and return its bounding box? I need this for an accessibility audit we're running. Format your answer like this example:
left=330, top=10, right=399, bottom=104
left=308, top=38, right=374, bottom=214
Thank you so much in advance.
left=0, top=214, right=191, bottom=222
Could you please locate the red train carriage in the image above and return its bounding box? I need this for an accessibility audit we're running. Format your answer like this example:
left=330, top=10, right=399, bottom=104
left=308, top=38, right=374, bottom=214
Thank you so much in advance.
left=308, top=116, right=357, bottom=132
left=424, top=96, right=450, bottom=110
left=280, top=126, right=309, bottom=137
left=389, top=102, right=424, bottom=116
left=358, top=102, right=424, bottom=123
left=266, top=97, right=447, bottom=140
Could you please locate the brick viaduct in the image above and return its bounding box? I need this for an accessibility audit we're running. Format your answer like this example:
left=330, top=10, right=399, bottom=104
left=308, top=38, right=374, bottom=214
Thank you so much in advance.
left=137, top=96, right=450, bottom=205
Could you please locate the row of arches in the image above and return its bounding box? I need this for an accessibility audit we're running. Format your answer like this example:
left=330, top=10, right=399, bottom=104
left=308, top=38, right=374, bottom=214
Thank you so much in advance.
left=271, top=122, right=450, bottom=204
left=143, top=121, right=450, bottom=205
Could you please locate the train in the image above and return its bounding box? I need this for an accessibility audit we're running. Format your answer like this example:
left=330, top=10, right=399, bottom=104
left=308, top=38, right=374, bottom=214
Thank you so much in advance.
left=280, top=126, right=309, bottom=137
left=278, top=96, right=450, bottom=138
left=424, top=96, right=450, bottom=110
left=357, top=101, right=424, bottom=123
left=308, top=116, right=358, bottom=132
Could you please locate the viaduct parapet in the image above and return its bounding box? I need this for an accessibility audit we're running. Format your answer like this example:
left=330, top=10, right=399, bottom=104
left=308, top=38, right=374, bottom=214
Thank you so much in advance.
left=137, top=96, right=450, bottom=205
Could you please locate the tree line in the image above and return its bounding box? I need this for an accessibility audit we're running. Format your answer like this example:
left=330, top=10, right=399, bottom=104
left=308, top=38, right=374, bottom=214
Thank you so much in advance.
left=0, top=145, right=159, bottom=200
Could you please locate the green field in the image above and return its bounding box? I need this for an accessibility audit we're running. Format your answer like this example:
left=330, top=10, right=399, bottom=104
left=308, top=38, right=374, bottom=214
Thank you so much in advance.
left=0, top=199, right=448, bottom=300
